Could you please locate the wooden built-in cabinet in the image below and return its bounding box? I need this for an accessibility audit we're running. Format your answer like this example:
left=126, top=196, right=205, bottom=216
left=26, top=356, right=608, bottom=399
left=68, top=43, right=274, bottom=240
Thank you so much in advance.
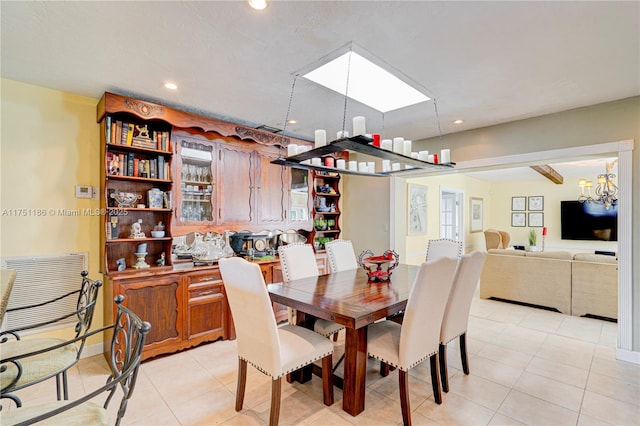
left=97, top=92, right=325, bottom=360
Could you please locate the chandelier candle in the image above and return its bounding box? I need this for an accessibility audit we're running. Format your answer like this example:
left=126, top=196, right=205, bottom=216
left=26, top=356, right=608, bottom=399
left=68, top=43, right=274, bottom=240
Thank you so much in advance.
left=352, top=116, right=366, bottom=136
left=287, top=144, right=298, bottom=157
left=418, top=150, right=429, bottom=161
left=314, top=130, right=326, bottom=148
left=403, top=140, right=412, bottom=156
left=337, top=130, right=349, bottom=139
left=393, top=137, right=404, bottom=154
left=372, top=133, right=381, bottom=147
left=441, top=149, right=451, bottom=164
left=381, top=139, right=393, bottom=151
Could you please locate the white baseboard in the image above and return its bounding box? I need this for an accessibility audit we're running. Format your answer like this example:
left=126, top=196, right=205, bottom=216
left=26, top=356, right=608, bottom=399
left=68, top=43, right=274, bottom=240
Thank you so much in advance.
left=616, top=348, right=640, bottom=365
left=81, top=342, right=105, bottom=359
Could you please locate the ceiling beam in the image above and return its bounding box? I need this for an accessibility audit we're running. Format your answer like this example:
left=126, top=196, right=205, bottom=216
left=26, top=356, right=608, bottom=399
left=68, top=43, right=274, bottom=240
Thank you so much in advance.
left=530, top=165, right=564, bottom=184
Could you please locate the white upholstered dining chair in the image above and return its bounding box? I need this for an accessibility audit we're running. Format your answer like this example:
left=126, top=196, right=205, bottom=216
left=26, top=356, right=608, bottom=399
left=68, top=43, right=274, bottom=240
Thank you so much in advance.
left=278, top=243, right=344, bottom=340
left=367, top=257, right=458, bottom=425
left=324, top=239, right=358, bottom=273
left=218, top=257, right=334, bottom=426
left=425, top=238, right=463, bottom=261
left=439, top=250, right=487, bottom=393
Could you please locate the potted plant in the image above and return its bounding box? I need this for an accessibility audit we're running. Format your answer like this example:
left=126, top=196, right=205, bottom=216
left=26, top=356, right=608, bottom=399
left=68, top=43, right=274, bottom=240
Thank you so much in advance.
left=528, top=228, right=539, bottom=251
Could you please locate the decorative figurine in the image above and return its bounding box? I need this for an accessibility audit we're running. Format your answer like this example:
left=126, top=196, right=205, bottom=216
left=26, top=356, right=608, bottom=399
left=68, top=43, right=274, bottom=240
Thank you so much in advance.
left=108, top=156, right=120, bottom=176
left=156, top=252, right=166, bottom=267
left=133, top=243, right=150, bottom=269
left=135, top=124, right=150, bottom=139
left=130, top=219, right=146, bottom=238
left=116, top=258, right=126, bottom=271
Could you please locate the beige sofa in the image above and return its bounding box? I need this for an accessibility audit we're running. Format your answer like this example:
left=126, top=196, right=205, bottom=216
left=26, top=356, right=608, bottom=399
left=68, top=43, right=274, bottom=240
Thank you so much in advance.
left=480, top=249, right=573, bottom=314
left=571, top=253, right=618, bottom=319
left=480, top=249, right=618, bottom=319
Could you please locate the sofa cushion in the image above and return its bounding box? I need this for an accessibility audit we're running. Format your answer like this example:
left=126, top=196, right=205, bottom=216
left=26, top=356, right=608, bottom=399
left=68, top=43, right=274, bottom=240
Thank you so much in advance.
left=525, top=251, right=573, bottom=260
left=573, top=253, right=618, bottom=264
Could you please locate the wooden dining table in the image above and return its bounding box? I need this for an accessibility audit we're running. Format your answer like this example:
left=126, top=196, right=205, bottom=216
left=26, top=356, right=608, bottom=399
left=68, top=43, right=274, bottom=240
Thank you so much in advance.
left=267, top=263, right=419, bottom=416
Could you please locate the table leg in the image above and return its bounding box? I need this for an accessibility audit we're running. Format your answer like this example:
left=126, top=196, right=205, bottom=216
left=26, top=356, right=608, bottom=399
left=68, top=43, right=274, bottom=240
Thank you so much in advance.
left=342, top=327, right=367, bottom=416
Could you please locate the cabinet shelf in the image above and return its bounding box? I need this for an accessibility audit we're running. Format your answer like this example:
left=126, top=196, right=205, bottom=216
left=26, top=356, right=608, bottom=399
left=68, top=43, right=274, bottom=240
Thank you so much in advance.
left=106, top=237, right=173, bottom=243
left=107, top=143, right=172, bottom=156
left=314, top=211, right=340, bottom=215
left=107, top=175, right=172, bottom=184
left=107, top=265, right=174, bottom=278
left=182, top=198, right=211, bottom=203
left=182, top=180, right=212, bottom=185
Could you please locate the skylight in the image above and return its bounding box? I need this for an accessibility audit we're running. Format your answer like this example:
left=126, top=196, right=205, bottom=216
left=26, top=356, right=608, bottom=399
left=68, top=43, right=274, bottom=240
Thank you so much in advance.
left=302, top=51, right=430, bottom=113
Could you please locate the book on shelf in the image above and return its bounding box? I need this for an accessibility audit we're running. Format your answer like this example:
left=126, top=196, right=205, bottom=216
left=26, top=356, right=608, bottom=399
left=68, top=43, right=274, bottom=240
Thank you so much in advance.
left=149, top=159, right=157, bottom=179
left=126, top=125, right=134, bottom=146
left=157, top=155, right=165, bottom=180
left=142, top=159, right=150, bottom=178
left=119, top=122, right=128, bottom=145
left=133, top=158, right=139, bottom=177
left=127, top=152, right=135, bottom=176
left=118, top=153, right=125, bottom=176
left=132, top=138, right=157, bottom=149
left=106, top=116, right=111, bottom=145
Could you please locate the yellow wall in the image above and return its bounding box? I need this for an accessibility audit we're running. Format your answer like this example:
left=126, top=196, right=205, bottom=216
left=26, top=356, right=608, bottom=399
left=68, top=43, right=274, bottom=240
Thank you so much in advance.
left=1, top=79, right=103, bottom=342
left=488, top=174, right=618, bottom=253
left=396, top=174, right=492, bottom=265
left=395, top=170, right=618, bottom=266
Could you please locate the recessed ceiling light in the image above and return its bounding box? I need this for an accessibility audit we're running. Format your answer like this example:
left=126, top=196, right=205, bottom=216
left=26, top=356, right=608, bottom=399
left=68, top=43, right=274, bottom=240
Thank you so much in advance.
left=453, top=119, right=464, bottom=124
left=302, top=50, right=430, bottom=113
left=248, top=0, right=267, bottom=10
left=287, top=119, right=297, bottom=124
left=164, top=82, right=177, bottom=90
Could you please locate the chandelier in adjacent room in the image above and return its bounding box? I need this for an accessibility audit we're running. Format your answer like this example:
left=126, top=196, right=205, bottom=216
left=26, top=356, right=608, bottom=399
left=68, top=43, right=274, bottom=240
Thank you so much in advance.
left=578, top=159, right=618, bottom=210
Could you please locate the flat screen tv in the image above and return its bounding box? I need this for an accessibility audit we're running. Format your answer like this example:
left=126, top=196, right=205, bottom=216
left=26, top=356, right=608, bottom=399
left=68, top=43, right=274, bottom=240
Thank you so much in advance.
left=560, top=201, right=617, bottom=241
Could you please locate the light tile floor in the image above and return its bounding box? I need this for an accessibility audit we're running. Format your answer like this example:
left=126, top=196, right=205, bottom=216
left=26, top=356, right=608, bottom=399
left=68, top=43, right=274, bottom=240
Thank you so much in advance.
left=4, top=297, right=639, bottom=425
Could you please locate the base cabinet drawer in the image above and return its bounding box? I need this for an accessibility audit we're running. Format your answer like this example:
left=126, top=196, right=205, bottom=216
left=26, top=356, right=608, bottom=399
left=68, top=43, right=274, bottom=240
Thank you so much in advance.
left=186, top=281, right=226, bottom=342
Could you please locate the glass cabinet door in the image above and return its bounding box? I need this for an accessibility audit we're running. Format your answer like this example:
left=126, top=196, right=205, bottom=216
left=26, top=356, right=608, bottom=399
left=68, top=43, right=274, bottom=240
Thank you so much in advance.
left=289, top=168, right=309, bottom=222
left=178, top=140, right=214, bottom=222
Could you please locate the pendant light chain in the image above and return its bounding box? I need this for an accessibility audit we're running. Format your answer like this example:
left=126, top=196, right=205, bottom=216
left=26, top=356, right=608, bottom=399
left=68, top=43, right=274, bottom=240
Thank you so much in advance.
left=280, top=74, right=299, bottom=149
left=341, top=49, right=353, bottom=133
left=433, top=97, right=444, bottom=150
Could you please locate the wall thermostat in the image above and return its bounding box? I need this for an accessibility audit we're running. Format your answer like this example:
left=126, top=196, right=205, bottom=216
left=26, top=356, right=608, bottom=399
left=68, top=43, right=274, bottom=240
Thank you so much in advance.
left=76, top=185, right=96, bottom=199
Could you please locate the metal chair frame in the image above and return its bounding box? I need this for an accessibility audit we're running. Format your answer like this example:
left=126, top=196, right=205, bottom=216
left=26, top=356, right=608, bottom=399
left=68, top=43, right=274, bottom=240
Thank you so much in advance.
left=1, top=271, right=102, bottom=406
left=2, top=295, right=150, bottom=426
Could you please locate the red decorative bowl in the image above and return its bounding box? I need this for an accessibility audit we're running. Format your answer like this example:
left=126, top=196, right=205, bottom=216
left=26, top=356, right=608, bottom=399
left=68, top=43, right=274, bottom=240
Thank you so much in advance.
left=358, top=250, right=399, bottom=282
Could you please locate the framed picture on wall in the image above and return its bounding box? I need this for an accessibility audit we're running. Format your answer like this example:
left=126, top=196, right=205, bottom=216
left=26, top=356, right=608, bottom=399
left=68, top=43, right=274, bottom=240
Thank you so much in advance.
left=407, top=183, right=427, bottom=235
left=529, top=212, right=544, bottom=227
left=528, top=196, right=544, bottom=211
left=512, top=212, right=526, bottom=227
left=512, top=196, right=526, bottom=211
left=470, top=197, right=483, bottom=233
